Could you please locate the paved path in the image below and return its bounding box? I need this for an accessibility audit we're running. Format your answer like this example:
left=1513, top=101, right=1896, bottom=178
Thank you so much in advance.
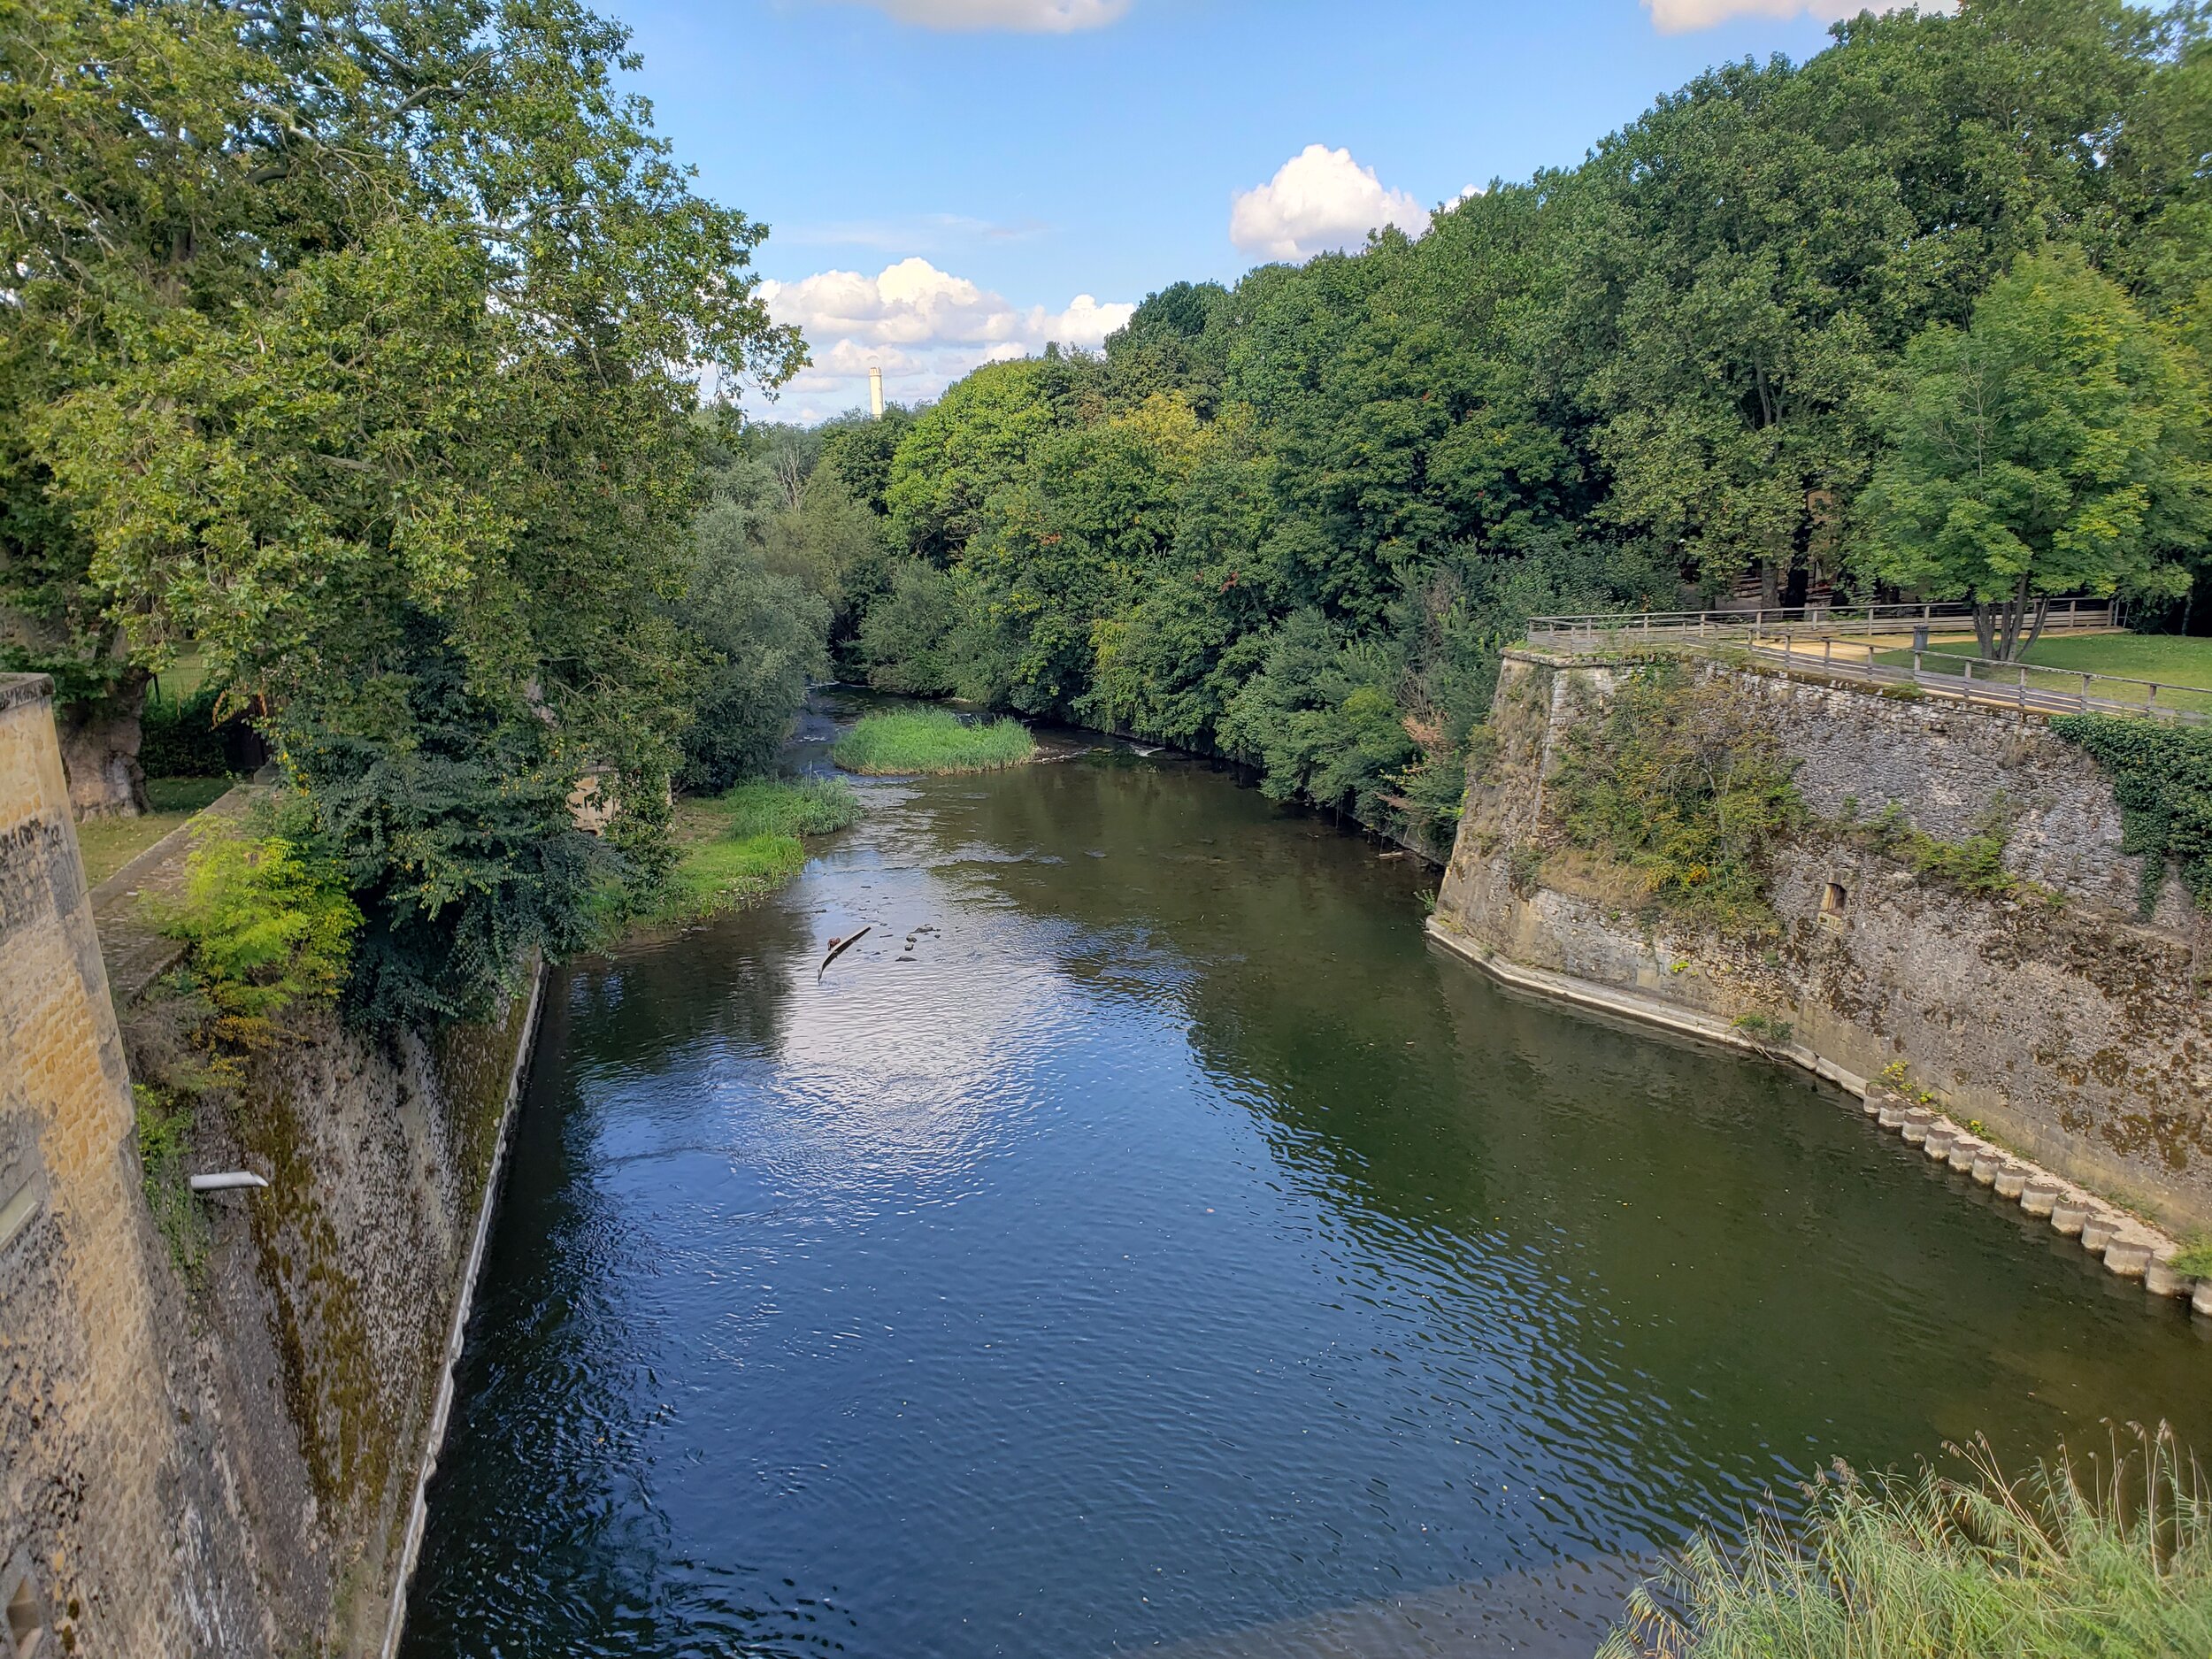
left=88, top=783, right=264, bottom=1007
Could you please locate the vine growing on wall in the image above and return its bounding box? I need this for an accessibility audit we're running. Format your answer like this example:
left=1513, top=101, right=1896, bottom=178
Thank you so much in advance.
left=2049, top=716, right=2212, bottom=916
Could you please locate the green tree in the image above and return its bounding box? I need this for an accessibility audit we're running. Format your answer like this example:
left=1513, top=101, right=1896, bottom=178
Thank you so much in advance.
left=886, top=357, right=1089, bottom=562
left=672, top=512, right=830, bottom=795
left=6, top=0, right=801, bottom=1016
left=1863, top=249, right=2208, bottom=658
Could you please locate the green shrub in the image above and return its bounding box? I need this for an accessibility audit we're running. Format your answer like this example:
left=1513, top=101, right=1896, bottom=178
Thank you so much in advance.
left=1732, top=1011, right=1795, bottom=1047
left=159, top=816, right=361, bottom=1053
left=2173, top=1235, right=2212, bottom=1279
left=1601, top=1425, right=2212, bottom=1659
left=139, top=687, right=238, bottom=778
left=1548, top=663, right=1802, bottom=932
left=1851, top=803, right=2022, bottom=897
left=833, top=706, right=1035, bottom=774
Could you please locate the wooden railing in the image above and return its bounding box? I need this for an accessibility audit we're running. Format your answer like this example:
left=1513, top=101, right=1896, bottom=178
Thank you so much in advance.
left=1526, top=597, right=2121, bottom=645
left=1523, top=602, right=2207, bottom=726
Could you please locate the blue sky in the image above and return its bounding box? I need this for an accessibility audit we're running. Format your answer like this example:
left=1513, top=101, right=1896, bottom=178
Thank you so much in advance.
left=608, top=0, right=1929, bottom=419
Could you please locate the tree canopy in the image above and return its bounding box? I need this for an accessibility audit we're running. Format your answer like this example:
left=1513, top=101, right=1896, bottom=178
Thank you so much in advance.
left=822, top=0, right=2212, bottom=841
left=1, top=0, right=802, bottom=1018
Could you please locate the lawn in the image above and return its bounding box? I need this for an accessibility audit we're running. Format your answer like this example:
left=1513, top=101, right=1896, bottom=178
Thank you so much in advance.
left=641, top=777, right=861, bottom=928
left=1871, top=632, right=2212, bottom=715
left=74, top=776, right=236, bottom=887
left=832, top=706, right=1036, bottom=775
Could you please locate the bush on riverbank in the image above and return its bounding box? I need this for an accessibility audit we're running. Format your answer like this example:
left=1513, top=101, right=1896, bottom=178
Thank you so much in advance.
left=643, top=778, right=860, bottom=928
left=1601, top=1425, right=2212, bottom=1659
left=833, top=707, right=1035, bottom=775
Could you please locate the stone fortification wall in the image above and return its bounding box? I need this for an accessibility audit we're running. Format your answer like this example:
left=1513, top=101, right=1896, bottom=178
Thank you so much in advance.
left=1433, top=649, right=2212, bottom=1236
left=0, top=672, right=540, bottom=1655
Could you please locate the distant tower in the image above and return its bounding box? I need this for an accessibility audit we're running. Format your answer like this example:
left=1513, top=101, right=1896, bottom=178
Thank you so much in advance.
left=868, top=365, right=884, bottom=419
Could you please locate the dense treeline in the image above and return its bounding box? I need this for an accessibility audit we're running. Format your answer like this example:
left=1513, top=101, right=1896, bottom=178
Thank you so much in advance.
left=12, top=0, right=2212, bottom=1026
left=774, top=0, right=2212, bottom=849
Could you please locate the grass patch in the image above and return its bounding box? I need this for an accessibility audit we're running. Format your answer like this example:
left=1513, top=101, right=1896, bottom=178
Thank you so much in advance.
left=1873, top=633, right=2212, bottom=715
left=643, top=777, right=860, bottom=928
left=833, top=706, right=1035, bottom=775
left=2173, top=1235, right=2212, bottom=1278
left=74, top=775, right=236, bottom=886
left=1601, top=1425, right=2212, bottom=1658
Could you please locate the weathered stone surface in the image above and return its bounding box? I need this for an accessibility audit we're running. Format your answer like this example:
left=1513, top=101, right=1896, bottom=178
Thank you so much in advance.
left=0, top=675, right=540, bottom=1657
left=0, top=673, right=264, bottom=1657
left=2146, top=1246, right=2193, bottom=1299
left=1433, top=649, right=2212, bottom=1234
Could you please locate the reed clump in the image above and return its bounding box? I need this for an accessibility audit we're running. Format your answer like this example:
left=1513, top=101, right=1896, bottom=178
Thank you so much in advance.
left=833, top=707, right=1035, bottom=775
left=1601, top=1425, right=2212, bottom=1659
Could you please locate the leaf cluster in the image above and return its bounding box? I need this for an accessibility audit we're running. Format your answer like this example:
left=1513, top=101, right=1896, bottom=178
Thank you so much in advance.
left=2051, top=712, right=2212, bottom=910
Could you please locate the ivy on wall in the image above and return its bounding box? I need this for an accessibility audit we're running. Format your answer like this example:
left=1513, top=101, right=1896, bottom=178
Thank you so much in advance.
left=2049, top=715, right=2212, bottom=915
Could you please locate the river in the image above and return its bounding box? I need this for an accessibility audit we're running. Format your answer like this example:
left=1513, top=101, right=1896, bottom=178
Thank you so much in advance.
left=400, top=691, right=2212, bottom=1658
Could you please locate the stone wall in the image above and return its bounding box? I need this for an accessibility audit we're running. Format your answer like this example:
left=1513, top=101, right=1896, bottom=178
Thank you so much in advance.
left=1432, top=649, right=2212, bottom=1234
left=0, top=672, right=541, bottom=1655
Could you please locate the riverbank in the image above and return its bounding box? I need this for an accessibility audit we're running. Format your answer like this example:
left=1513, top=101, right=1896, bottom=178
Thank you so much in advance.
left=1431, top=644, right=2212, bottom=1281
left=641, top=777, right=861, bottom=929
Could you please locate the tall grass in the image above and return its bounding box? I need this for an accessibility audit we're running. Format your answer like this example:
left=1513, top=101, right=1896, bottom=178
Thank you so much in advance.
left=833, top=706, right=1035, bottom=775
left=644, top=777, right=860, bottom=928
left=1601, top=1425, right=2212, bottom=1659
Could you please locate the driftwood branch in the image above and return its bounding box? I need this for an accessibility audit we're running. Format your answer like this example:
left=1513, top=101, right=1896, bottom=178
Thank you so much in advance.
left=817, top=926, right=871, bottom=980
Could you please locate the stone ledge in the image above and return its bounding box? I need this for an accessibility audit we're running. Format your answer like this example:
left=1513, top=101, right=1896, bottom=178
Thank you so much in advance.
left=0, top=672, right=54, bottom=714
left=1423, top=914, right=1867, bottom=1095
left=1425, top=913, right=2200, bottom=1312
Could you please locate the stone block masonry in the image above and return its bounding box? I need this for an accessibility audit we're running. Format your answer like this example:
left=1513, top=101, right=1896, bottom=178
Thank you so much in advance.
left=0, top=672, right=265, bottom=1654
left=0, top=672, right=543, bottom=1655
left=1431, top=648, right=2212, bottom=1270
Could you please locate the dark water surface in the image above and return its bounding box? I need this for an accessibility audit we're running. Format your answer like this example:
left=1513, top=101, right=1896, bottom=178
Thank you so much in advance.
left=403, top=693, right=2212, bottom=1659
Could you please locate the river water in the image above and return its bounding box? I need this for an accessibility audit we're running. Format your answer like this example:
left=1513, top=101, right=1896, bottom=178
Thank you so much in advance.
left=401, top=692, right=2212, bottom=1659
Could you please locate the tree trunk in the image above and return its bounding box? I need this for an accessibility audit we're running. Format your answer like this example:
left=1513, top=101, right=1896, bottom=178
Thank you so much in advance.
left=1973, top=581, right=2048, bottom=664
left=57, top=672, right=150, bottom=819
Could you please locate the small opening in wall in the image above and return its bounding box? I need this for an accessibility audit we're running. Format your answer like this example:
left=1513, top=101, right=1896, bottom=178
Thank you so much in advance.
left=1821, top=881, right=1849, bottom=916
left=5, top=1570, right=46, bottom=1658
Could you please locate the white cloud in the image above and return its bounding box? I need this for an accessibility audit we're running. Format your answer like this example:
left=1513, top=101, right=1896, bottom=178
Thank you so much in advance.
left=755, top=257, right=1135, bottom=420
left=1645, top=0, right=1953, bottom=32
left=1230, top=145, right=1432, bottom=262
left=818, top=0, right=1129, bottom=30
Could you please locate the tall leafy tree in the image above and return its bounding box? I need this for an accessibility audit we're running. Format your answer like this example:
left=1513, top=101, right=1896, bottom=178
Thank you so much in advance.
left=5, top=0, right=800, bottom=1014
left=1862, top=249, right=2208, bottom=657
